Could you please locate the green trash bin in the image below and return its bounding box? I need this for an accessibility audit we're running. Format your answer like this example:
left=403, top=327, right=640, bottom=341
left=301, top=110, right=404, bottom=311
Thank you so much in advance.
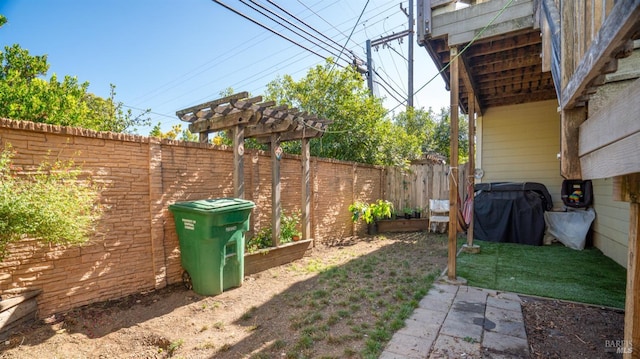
left=169, top=198, right=255, bottom=296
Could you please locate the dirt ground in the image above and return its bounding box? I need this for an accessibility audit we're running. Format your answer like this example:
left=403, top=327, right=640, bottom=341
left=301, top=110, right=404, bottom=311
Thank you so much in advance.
left=522, top=296, right=625, bottom=358
left=0, top=233, right=626, bottom=359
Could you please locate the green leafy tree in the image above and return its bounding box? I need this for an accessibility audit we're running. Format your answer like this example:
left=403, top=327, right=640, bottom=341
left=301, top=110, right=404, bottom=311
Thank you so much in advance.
left=150, top=123, right=198, bottom=141
left=0, top=144, right=104, bottom=260
left=430, top=107, right=469, bottom=164
left=0, top=39, right=149, bottom=133
left=394, top=107, right=438, bottom=154
left=265, top=59, right=420, bottom=166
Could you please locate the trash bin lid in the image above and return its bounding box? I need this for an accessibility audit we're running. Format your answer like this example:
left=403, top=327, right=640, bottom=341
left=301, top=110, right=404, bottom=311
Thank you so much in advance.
left=169, top=198, right=255, bottom=214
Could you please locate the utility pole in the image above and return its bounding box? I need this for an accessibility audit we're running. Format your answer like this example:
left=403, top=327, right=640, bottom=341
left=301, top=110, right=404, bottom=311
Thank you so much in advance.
left=365, top=1, right=414, bottom=109
left=366, top=39, right=373, bottom=93
left=408, top=0, right=414, bottom=108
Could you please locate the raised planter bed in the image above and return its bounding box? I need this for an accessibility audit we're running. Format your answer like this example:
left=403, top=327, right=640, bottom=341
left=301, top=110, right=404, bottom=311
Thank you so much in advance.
left=245, top=238, right=313, bottom=275
left=0, top=289, right=41, bottom=341
left=376, top=218, right=429, bottom=233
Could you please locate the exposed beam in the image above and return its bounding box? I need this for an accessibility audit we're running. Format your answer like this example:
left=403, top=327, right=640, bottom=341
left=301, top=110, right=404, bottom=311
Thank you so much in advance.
left=188, top=110, right=259, bottom=133
left=482, top=91, right=558, bottom=107
left=245, top=119, right=296, bottom=138
left=459, top=54, right=483, bottom=115
left=464, top=30, right=541, bottom=57
left=176, top=92, right=248, bottom=119
left=561, top=0, right=640, bottom=109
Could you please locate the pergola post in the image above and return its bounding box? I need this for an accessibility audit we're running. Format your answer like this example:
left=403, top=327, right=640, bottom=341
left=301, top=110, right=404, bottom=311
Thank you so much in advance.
left=232, top=125, right=245, bottom=199
left=271, top=134, right=282, bottom=247
left=301, top=138, right=311, bottom=241
left=448, top=46, right=460, bottom=280
left=176, top=93, right=332, bottom=250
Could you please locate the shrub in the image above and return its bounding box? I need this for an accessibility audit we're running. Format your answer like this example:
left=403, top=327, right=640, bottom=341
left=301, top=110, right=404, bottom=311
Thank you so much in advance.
left=0, top=143, right=104, bottom=260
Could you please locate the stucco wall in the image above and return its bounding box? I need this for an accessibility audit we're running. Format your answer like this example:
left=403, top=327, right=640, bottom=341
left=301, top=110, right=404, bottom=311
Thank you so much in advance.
left=0, top=119, right=385, bottom=316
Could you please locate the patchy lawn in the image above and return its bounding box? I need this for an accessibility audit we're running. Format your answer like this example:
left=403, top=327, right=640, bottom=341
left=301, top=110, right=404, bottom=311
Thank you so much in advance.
left=1, top=232, right=448, bottom=359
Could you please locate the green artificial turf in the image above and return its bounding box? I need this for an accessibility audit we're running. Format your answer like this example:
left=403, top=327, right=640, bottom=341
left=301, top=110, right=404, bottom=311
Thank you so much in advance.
left=456, top=239, right=627, bottom=309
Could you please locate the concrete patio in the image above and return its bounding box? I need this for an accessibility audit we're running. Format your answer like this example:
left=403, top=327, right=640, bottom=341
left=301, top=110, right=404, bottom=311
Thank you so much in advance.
left=380, top=282, right=530, bottom=358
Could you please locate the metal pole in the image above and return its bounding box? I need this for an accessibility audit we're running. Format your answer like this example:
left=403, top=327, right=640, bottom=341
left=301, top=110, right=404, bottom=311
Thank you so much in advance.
left=408, top=0, right=414, bottom=108
left=366, top=39, right=373, bottom=94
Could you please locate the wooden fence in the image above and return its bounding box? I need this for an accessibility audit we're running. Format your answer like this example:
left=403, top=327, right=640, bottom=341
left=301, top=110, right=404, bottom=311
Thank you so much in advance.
left=384, top=162, right=470, bottom=214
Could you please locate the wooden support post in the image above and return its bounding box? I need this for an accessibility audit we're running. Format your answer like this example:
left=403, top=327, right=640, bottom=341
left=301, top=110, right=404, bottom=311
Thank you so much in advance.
left=199, top=132, right=208, bottom=143
left=560, top=107, right=586, bottom=179
left=467, top=95, right=475, bottom=247
left=448, top=46, right=460, bottom=280
left=270, top=134, right=281, bottom=247
left=626, top=200, right=640, bottom=358
left=232, top=125, right=245, bottom=199
left=301, top=138, right=311, bottom=241
left=615, top=173, right=640, bottom=358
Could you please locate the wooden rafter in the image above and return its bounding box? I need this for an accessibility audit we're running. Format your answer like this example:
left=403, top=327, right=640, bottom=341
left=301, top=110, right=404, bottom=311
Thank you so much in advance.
left=177, top=93, right=332, bottom=142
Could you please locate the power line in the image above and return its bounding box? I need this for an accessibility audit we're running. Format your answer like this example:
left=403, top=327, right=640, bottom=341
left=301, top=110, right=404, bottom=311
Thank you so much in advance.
left=329, top=0, right=370, bottom=72
left=212, top=0, right=337, bottom=64
left=266, top=0, right=348, bottom=54
left=241, top=0, right=346, bottom=59
left=386, top=0, right=516, bottom=116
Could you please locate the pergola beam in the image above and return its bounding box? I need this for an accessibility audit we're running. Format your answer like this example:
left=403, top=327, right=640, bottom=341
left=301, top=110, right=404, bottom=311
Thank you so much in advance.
left=176, top=92, right=332, bottom=251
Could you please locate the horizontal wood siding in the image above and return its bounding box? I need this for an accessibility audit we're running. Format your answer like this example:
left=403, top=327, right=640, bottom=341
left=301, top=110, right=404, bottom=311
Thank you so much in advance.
left=480, top=100, right=564, bottom=207
left=592, top=178, right=630, bottom=267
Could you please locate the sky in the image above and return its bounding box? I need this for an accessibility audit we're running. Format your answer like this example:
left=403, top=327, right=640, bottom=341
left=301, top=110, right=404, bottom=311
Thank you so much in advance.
left=0, top=0, right=450, bottom=135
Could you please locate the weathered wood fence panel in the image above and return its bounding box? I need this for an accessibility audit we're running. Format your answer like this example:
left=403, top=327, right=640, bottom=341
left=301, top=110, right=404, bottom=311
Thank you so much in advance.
left=384, top=163, right=469, bottom=214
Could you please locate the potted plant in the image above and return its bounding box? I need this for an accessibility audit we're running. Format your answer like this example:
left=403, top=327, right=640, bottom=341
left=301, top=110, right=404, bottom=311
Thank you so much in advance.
left=349, top=200, right=393, bottom=235
left=370, top=200, right=393, bottom=221
left=403, top=207, right=413, bottom=219
left=280, top=210, right=302, bottom=244
left=414, top=207, right=423, bottom=219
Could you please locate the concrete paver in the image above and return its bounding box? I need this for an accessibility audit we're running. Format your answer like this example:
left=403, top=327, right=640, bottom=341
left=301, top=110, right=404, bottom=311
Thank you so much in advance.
left=381, top=280, right=530, bottom=358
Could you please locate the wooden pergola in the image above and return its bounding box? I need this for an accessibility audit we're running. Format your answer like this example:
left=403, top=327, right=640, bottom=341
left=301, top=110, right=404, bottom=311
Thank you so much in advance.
left=176, top=92, right=332, bottom=246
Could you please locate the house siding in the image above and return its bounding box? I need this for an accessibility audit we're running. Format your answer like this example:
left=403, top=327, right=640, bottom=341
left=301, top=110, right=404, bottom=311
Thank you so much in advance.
left=592, top=178, right=630, bottom=267
left=479, top=99, right=564, bottom=208
left=479, top=99, right=631, bottom=268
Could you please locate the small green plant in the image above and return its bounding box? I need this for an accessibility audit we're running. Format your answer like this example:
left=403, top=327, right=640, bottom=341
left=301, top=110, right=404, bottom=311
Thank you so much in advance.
left=348, top=201, right=368, bottom=223
left=0, top=143, right=105, bottom=260
left=463, top=336, right=478, bottom=344
left=280, top=210, right=302, bottom=243
left=168, top=339, right=184, bottom=355
left=246, top=227, right=272, bottom=253
left=246, top=210, right=301, bottom=252
left=348, top=200, right=393, bottom=224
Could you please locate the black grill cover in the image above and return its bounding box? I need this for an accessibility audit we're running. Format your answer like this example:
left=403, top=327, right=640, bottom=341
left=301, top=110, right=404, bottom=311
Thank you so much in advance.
left=473, top=182, right=552, bottom=246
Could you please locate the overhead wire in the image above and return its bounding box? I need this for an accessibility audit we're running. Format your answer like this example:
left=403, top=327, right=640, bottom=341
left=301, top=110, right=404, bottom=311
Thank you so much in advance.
left=147, top=1, right=397, bottom=117
left=212, top=0, right=340, bottom=64
left=266, top=0, right=349, bottom=55
left=328, top=0, right=370, bottom=72
left=242, top=0, right=346, bottom=59
left=144, top=1, right=412, bottom=129
left=384, top=0, right=516, bottom=116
